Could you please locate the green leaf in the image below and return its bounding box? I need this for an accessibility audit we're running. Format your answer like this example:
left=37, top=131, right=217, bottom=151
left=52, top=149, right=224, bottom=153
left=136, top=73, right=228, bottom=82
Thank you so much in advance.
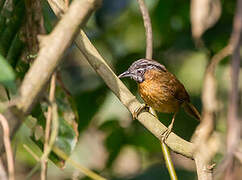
left=0, top=54, right=16, bottom=90
left=45, top=116, right=77, bottom=168
left=54, top=117, right=76, bottom=155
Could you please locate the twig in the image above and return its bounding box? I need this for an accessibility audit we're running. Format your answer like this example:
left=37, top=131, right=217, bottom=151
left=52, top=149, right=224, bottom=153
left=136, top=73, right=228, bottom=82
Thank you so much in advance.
left=26, top=164, right=40, bottom=180
left=192, top=46, right=232, bottom=180
left=47, top=0, right=67, bottom=17
left=52, top=146, right=106, bottom=180
left=202, top=45, right=232, bottom=139
left=0, top=159, right=7, bottom=180
left=23, top=144, right=106, bottom=180
left=23, top=144, right=41, bottom=180
left=192, top=45, right=232, bottom=180
left=23, top=144, right=40, bottom=162
left=56, top=71, right=71, bottom=96
left=0, top=106, right=24, bottom=154
left=0, top=113, right=14, bottom=180
left=225, top=0, right=242, bottom=178
left=161, top=143, right=178, bottom=180
left=192, top=44, right=232, bottom=180
left=41, top=73, right=57, bottom=180
left=41, top=103, right=59, bottom=180
left=149, top=108, right=178, bottom=179
left=136, top=0, right=153, bottom=59
left=64, top=0, right=69, bottom=9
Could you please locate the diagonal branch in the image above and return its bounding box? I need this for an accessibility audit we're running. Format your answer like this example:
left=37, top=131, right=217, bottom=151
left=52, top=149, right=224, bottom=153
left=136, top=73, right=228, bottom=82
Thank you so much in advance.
left=136, top=0, right=153, bottom=59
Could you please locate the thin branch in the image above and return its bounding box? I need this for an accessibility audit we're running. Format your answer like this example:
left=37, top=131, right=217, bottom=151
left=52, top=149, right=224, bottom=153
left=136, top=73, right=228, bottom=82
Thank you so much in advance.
left=56, top=71, right=71, bottom=96
left=136, top=0, right=153, bottom=59
left=24, top=144, right=106, bottom=180
left=41, top=73, right=57, bottom=180
left=192, top=45, right=232, bottom=180
left=225, top=0, right=242, bottom=178
left=23, top=144, right=41, bottom=180
left=190, top=35, right=231, bottom=180
left=161, top=143, right=178, bottom=180
left=23, top=144, right=40, bottom=162
left=47, top=0, right=67, bottom=17
left=52, top=146, right=106, bottom=180
left=0, top=114, right=14, bottom=180
left=0, top=105, right=24, bottom=154
left=41, top=103, right=58, bottom=180
left=0, top=159, right=7, bottom=180
left=202, top=45, right=232, bottom=137
left=149, top=108, right=178, bottom=179
left=64, top=0, right=69, bottom=9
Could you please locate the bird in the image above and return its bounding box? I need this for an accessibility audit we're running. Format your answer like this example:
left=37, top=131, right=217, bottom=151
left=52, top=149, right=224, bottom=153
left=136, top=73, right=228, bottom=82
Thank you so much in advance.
left=118, top=58, right=200, bottom=140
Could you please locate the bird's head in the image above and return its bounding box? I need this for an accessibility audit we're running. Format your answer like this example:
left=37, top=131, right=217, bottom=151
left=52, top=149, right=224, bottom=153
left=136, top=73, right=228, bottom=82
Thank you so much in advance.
left=118, top=58, right=166, bottom=83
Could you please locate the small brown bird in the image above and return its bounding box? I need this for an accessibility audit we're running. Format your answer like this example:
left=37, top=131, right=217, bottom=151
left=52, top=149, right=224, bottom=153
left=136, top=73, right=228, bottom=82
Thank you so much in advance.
left=119, top=58, right=200, bottom=139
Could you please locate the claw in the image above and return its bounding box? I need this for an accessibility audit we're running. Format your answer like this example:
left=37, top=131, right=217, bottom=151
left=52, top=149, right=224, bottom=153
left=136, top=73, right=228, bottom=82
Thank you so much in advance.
left=161, top=112, right=177, bottom=142
left=132, top=104, right=149, bottom=119
left=161, top=127, right=172, bottom=142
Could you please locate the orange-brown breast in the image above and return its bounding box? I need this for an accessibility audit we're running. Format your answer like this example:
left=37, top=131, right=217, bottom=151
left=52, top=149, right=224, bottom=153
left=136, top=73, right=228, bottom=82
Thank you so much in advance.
left=138, top=69, right=190, bottom=113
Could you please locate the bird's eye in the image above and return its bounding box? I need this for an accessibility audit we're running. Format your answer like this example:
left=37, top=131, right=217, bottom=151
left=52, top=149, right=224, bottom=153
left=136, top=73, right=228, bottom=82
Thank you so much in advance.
left=137, top=70, right=143, bottom=74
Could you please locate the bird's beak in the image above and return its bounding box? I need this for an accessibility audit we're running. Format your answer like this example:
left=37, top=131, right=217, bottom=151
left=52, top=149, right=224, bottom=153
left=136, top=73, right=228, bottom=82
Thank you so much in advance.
left=118, top=71, right=131, bottom=78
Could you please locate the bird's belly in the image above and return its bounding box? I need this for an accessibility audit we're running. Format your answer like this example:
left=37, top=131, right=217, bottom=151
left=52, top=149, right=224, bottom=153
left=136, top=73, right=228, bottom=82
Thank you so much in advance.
left=139, top=82, right=180, bottom=113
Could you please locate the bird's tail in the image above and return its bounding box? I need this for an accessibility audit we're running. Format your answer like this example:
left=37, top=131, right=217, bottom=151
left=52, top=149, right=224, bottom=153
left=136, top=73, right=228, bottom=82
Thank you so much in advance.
left=183, top=102, right=201, bottom=121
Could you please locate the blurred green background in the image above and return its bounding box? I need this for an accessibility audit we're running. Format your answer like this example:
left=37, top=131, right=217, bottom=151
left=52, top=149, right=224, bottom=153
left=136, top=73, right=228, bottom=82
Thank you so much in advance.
left=0, top=0, right=238, bottom=179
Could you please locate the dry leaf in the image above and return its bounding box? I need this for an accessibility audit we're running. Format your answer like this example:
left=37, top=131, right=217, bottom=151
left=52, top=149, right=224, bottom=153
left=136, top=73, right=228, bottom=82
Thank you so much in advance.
left=191, top=0, right=221, bottom=40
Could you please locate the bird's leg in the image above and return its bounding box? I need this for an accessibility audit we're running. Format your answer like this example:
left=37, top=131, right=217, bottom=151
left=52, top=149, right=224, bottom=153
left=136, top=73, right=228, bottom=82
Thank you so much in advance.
left=132, top=104, right=150, bottom=119
left=162, top=112, right=177, bottom=142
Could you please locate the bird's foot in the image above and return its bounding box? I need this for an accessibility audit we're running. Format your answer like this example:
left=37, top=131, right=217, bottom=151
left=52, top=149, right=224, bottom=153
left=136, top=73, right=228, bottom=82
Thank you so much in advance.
left=132, top=104, right=149, bottom=119
left=161, top=112, right=176, bottom=142
left=161, top=125, right=173, bottom=142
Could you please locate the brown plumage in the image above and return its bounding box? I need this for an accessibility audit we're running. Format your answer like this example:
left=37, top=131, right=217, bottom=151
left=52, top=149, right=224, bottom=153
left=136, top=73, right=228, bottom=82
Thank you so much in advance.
left=139, top=68, right=200, bottom=120
left=118, top=58, right=200, bottom=139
